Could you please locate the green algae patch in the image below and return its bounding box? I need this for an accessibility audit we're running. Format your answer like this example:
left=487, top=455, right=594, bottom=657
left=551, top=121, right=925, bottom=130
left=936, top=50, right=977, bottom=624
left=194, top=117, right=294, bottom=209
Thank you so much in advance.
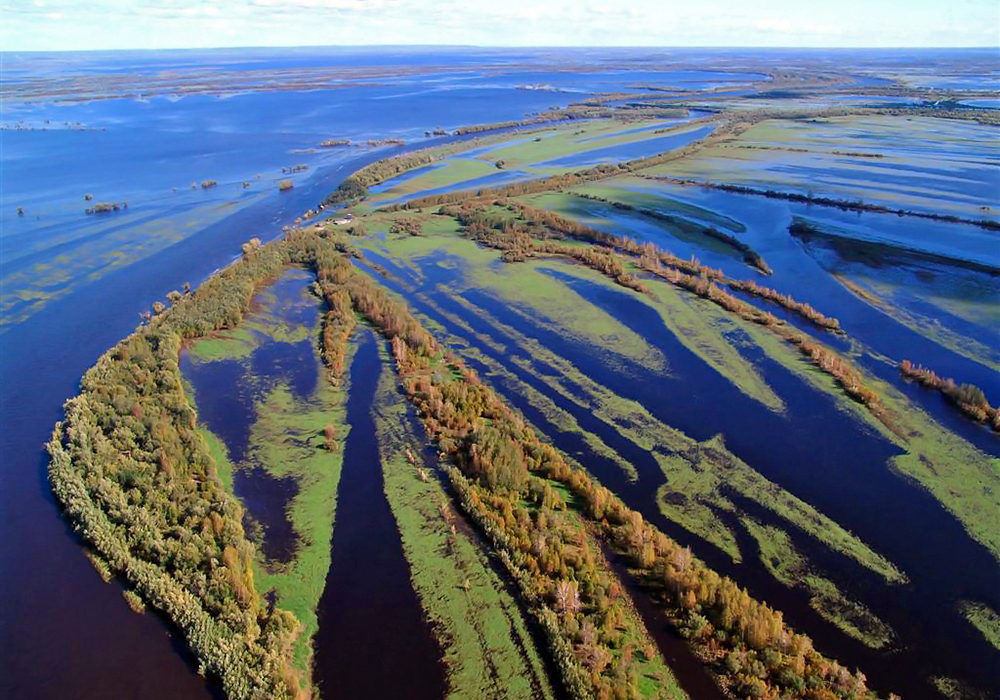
left=741, top=517, right=895, bottom=650
left=373, top=344, right=558, bottom=700
left=960, top=601, right=1000, bottom=652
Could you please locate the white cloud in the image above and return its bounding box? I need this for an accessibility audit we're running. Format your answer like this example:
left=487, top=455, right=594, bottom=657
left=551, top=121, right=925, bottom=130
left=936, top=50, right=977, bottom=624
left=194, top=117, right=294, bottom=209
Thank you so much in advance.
left=755, top=18, right=793, bottom=33
left=249, top=0, right=386, bottom=10
left=1, top=0, right=996, bottom=50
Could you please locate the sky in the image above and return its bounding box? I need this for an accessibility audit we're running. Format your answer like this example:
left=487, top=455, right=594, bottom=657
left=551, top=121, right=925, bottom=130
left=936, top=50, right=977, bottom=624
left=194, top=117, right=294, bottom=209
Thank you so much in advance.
left=1, top=0, right=999, bottom=52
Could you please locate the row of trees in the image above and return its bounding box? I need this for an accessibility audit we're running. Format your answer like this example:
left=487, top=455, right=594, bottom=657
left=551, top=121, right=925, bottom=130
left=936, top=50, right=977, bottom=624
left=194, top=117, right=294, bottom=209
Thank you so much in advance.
left=900, top=360, right=1000, bottom=431
left=443, top=202, right=649, bottom=293
left=509, top=201, right=843, bottom=332
left=657, top=179, right=1000, bottom=232
left=49, top=241, right=309, bottom=699
left=302, top=233, right=889, bottom=700
left=573, top=192, right=773, bottom=275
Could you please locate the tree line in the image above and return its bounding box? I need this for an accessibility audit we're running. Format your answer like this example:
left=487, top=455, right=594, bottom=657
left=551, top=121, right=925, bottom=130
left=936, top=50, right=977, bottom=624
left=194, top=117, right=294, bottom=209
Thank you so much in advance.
left=48, top=240, right=308, bottom=699
left=304, top=232, right=891, bottom=700
left=573, top=192, right=772, bottom=275
left=656, top=179, right=1000, bottom=232
left=900, top=360, right=1000, bottom=432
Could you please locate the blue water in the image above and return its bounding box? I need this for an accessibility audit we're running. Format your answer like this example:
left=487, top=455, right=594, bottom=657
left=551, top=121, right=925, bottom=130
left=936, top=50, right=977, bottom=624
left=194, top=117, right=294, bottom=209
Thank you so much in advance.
left=960, top=98, right=1000, bottom=109
left=3, top=45, right=999, bottom=700
left=1, top=47, right=596, bottom=700
left=618, top=179, right=1000, bottom=401
left=0, top=68, right=589, bottom=329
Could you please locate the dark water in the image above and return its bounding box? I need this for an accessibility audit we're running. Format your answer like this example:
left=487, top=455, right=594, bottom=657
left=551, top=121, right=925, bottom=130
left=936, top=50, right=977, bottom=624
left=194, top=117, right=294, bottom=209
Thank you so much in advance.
left=180, top=271, right=322, bottom=564
left=3, top=46, right=999, bottom=699
left=356, top=249, right=1000, bottom=698
left=0, top=73, right=594, bottom=696
left=612, top=183, right=1000, bottom=453
left=313, top=330, right=447, bottom=700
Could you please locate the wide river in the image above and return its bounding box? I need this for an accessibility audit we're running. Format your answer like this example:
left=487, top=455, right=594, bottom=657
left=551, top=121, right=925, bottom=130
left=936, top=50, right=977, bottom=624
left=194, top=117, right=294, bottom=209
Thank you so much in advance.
left=1, top=47, right=997, bottom=699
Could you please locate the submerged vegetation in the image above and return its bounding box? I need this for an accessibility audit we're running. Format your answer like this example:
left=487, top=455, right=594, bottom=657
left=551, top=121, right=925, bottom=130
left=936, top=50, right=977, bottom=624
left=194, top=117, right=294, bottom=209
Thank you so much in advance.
left=48, top=241, right=308, bottom=699
left=662, top=178, right=1000, bottom=231
left=50, top=219, right=897, bottom=699
left=42, top=70, right=1000, bottom=700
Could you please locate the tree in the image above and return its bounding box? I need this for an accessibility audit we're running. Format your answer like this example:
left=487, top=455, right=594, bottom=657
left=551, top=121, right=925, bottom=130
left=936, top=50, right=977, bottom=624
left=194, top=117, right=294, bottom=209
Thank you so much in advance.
left=241, top=238, right=262, bottom=257
left=555, top=579, right=581, bottom=615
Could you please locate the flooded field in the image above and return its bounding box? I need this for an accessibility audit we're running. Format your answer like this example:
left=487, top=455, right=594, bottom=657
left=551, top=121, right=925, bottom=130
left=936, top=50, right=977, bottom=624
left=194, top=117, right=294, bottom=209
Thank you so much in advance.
left=8, top=46, right=999, bottom=700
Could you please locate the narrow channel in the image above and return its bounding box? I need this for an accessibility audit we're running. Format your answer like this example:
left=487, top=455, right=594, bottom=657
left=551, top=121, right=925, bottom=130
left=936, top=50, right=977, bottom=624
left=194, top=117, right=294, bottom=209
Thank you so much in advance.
left=313, top=329, right=447, bottom=700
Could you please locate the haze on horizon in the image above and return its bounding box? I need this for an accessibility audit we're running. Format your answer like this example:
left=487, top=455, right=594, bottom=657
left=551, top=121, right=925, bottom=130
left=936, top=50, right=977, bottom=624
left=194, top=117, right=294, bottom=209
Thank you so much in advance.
left=1, top=0, right=999, bottom=53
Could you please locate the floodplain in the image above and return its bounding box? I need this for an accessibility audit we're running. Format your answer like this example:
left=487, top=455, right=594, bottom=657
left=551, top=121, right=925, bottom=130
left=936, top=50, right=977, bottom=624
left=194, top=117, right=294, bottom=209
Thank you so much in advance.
left=6, top=47, right=998, bottom=700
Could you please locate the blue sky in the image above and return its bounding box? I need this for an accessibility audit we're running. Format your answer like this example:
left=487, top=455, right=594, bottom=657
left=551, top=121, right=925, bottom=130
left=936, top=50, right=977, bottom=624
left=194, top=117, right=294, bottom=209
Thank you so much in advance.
left=2, top=0, right=998, bottom=51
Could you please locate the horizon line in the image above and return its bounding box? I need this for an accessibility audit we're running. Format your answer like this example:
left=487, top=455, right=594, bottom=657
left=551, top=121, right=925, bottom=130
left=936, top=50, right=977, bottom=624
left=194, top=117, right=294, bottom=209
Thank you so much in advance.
left=5, top=43, right=999, bottom=54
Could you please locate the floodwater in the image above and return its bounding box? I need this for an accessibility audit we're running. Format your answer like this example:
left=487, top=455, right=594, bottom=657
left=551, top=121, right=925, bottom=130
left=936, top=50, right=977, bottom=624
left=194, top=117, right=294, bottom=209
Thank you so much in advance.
left=1, top=51, right=570, bottom=694
left=181, top=271, right=448, bottom=694
left=180, top=271, right=320, bottom=564
left=3, top=46, right=998, bottom=699
left=353, top=242, right=1000, bottom=698
left=312, top=330, right=447, bottom=700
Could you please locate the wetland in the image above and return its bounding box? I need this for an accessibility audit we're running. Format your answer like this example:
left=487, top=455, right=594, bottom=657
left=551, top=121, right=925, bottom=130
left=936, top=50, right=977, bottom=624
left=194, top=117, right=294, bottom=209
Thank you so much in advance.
left=4, top=46, right=998, bottom=700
